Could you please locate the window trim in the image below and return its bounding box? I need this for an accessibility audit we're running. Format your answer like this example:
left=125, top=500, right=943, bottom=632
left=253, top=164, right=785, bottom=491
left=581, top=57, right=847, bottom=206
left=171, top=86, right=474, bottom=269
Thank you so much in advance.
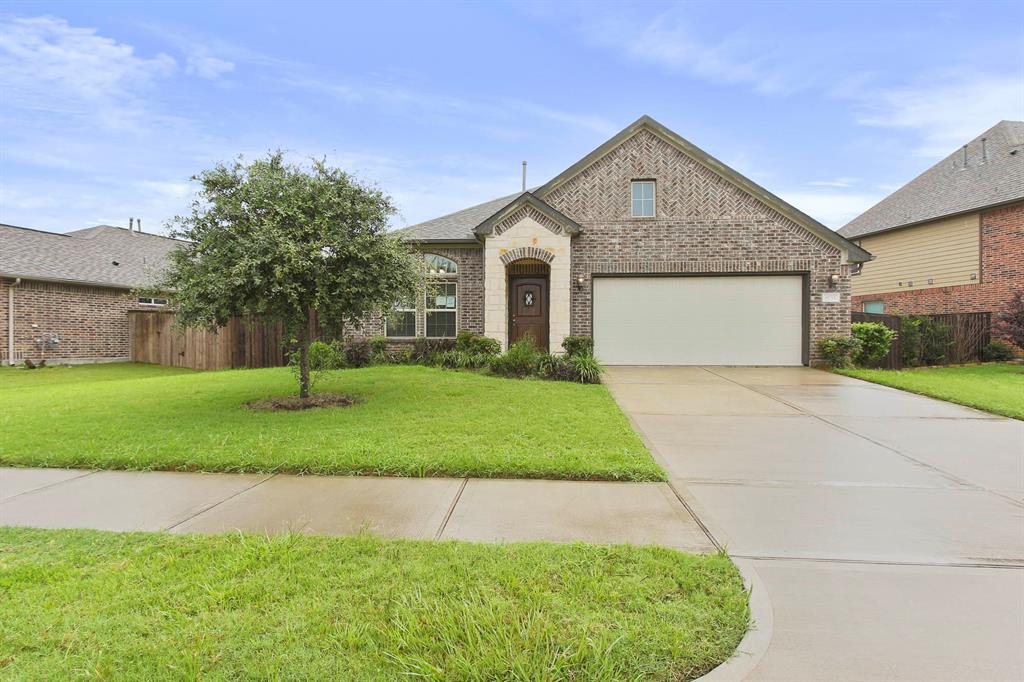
left=385, top=298, right=417, bottom=338
left=425, top=280, right=458, bottom=339
left=630, top=179, right=656, bottom=218
left=138, top=296, right=168, bottom=306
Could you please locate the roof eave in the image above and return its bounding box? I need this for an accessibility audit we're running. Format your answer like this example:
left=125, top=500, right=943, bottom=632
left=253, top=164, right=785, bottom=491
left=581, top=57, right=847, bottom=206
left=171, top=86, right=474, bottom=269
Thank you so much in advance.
left=473, top=192, right=582, bottom=237
left=841, top=195, right=1024, bottom=241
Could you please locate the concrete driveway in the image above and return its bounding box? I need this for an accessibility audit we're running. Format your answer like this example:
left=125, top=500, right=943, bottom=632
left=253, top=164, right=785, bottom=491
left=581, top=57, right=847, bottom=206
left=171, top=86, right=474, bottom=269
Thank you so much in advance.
left=605, top=366, right=1024, bottom=682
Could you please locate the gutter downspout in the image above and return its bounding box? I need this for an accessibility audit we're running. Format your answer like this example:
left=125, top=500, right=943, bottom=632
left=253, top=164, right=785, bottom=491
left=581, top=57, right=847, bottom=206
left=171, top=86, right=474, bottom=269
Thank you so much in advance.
left=8, top=278, right=20, bottom=366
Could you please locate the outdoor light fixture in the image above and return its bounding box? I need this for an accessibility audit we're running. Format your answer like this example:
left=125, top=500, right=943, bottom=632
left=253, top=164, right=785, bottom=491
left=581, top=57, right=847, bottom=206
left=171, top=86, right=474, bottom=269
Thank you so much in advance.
left=576, top=276, right=586, bottom=288
left=828, top=273, right=840, bottom=288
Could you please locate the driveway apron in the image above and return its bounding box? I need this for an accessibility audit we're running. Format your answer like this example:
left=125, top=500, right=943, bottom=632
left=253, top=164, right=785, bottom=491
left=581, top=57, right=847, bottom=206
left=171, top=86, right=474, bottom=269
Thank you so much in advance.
left=605, top=366, right=1024, bottom=682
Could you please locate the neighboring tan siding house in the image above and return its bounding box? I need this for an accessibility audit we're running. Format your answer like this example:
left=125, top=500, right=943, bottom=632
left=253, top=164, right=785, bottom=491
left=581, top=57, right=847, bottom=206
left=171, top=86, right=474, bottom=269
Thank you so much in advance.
left=386, top=116, right=871, bottom=366
left=839, top=120, right=1024, bottom=347
left=0, top=224, right=182, bottom=365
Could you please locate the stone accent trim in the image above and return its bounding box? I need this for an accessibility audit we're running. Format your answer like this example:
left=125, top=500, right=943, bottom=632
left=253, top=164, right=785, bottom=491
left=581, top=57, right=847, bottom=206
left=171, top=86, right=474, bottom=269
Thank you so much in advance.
left=494, top=206, right=565, bottom=236
left=500, top=246, right=556, bottom=266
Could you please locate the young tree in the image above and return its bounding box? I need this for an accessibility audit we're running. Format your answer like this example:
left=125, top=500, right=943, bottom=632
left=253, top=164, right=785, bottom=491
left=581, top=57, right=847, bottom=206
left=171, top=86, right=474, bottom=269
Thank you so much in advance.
left=163, top=152, right=421, bottom=399
left=995, top=289, right=1024, bottom=350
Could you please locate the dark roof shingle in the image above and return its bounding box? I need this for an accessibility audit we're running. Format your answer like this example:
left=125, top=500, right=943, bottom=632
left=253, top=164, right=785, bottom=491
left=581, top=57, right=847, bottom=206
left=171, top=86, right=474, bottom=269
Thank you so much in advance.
left=839, top=120, right=1024, bottom=239
left=0, top=224, right=184, bottom=288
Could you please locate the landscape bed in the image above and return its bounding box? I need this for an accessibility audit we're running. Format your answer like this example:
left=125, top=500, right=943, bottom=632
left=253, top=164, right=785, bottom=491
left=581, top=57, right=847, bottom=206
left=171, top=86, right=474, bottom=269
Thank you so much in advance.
left=837, top=363, right=1024, bottom=420
left=0, top=527, right=749, bottom=680
left=0, top=363, right=664, bottom=481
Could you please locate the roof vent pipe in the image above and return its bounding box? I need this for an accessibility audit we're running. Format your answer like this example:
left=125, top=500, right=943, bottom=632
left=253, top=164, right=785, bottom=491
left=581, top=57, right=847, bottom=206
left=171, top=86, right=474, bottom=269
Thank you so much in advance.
left=129, top=217, right=134, bottom=231
left=137, top=219, right=142, bottom=233
left=961, top=144, right=968, bottom=169
left=981, top=137, right=988, bottom=163
left=521, top=161, right=527, bottom=192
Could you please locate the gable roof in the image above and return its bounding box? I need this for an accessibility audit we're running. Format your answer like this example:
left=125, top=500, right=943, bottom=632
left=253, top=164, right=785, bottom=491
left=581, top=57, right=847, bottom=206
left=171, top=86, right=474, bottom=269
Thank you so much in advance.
left=474, top=192, right=582, bottom=236
left=839, top=120, right=1024, bottom=239
left=397, top=192, right=526, bottom=243
left=0, top=224, right=184, bottom=289
left=400, top=115, right=871, bottom=262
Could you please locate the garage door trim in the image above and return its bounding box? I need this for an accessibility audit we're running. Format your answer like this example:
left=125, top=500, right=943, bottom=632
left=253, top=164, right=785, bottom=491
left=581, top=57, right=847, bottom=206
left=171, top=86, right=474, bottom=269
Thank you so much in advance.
left=589, top=272, right=810, bottom=366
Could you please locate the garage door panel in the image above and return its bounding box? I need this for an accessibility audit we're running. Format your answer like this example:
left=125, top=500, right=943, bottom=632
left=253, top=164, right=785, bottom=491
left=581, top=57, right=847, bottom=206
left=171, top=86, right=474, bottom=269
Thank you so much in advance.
left=593, top=276, right=803, bottom=366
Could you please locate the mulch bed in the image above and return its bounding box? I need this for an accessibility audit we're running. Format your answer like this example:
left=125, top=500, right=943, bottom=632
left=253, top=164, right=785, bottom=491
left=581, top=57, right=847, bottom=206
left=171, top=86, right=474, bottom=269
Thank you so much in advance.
left=245, top=393, right=357, bottom=412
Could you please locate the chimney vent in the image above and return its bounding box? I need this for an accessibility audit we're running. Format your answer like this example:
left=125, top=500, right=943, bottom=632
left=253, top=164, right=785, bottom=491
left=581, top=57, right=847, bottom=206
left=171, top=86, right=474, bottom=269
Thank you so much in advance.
left=137, top=219, right=142, bottom=233
left=961, top=145, right=968, bottom=169
left=981, top=137, right=988, bottom=163
left=521, top=161, right=527, bottom=192
left=129, top=217, right=134, bottom=231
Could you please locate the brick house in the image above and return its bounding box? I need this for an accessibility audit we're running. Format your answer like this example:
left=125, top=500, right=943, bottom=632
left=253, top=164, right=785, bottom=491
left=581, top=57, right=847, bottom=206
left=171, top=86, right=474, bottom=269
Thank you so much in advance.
left=1, top=223, right=182, bottom=365
left=376, top=116, right=871, bottom=365
left=839, top=121, right=1023, bottom=346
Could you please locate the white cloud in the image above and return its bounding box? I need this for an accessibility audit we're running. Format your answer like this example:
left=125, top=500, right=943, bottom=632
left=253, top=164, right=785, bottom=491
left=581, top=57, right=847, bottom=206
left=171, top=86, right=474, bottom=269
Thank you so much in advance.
left=185, top=53, right=235, bottom=79
left=850, top=71, right=1024, bottom=156
left=780, top=190, right=886, bottom=229
left=808, top=177, right=860, bottom=188
left=0, top=16, right=175, bottom=127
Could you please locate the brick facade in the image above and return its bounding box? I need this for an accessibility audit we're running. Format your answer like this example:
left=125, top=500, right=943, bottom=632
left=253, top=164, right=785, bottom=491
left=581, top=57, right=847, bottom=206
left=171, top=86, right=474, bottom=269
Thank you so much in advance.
left=851, top=201, right=1023, bottom=346
left=1, top=279, right=148, bottom=364
left=348, top=244, right=484, bottom=342
left=542, top=129, right=851, bottom=364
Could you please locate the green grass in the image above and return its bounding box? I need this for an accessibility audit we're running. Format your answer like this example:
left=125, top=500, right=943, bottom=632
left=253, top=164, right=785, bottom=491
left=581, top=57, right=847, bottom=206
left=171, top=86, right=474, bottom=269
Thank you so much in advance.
left=837, top=363, right=1024, bottom=419
left=0, top=362, right=663, bottom=481
left=0, top=527, right=749, bottom=681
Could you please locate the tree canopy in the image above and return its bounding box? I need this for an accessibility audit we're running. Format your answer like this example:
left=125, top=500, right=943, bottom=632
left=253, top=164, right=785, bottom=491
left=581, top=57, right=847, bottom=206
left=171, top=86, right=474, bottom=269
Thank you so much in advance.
left=162, top=152, right=422, bottom=398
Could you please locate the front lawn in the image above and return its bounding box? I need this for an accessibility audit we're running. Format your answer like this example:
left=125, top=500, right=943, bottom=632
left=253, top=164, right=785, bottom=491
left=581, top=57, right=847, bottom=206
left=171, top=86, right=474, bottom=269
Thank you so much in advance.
left=0, top=363, right=662, bottom=481
left=837, top=363, right=1024, bottom=419
left=0, top=528, right=748, bottom=680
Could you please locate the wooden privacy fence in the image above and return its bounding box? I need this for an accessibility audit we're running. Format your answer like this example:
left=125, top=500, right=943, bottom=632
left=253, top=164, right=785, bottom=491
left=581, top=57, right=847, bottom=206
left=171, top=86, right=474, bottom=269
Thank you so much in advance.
left=852, top=311, right=992, bottom=369
left=129, top=311, right=288, bottom=370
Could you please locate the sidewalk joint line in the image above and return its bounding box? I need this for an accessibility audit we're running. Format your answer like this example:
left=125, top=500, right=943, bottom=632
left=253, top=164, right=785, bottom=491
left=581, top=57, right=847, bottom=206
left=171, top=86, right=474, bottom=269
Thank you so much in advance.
left=732, top=553, right=1024, bottom=570
left=164, top=473, right=278, bottom=532
left=0, top=469, right=99, bottom=503
left=435, top=478, right=468, bottom=540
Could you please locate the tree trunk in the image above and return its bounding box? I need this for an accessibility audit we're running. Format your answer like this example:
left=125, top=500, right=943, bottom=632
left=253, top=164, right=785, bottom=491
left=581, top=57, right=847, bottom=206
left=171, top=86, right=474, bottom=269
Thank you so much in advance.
left=297, top=319, right=311, bottom=399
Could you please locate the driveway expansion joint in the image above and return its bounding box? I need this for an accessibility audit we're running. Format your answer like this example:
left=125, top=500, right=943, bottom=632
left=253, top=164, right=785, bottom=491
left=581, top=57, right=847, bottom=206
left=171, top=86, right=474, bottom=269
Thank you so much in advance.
left=164, top=472, right=278, bottom=532
left=434, top=477, right=468, bottom=540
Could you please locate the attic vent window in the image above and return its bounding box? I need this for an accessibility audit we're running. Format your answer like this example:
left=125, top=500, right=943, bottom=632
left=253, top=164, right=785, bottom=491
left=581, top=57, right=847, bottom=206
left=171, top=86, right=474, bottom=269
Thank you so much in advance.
left=631, top=180, right=656, bottom=218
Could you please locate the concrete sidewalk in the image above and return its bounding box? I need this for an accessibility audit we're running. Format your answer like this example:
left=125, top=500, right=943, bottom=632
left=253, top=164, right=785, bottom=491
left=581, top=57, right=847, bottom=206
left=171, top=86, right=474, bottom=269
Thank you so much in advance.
left=0, top=467, right=714, bottom=552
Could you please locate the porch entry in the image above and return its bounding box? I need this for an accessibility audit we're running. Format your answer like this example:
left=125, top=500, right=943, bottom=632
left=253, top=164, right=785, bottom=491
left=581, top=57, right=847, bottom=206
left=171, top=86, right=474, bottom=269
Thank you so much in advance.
left=508, top=275, right=550, bottom=351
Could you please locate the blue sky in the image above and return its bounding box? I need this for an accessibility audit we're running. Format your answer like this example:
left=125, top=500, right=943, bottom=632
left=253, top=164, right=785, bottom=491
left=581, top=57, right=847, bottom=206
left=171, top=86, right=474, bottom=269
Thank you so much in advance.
left=2, top=1, right=1022, bottom=234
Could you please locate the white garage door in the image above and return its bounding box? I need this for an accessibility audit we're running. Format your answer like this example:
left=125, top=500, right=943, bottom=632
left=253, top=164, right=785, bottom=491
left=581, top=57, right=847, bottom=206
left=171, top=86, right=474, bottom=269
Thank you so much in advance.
left=593, top=276, right=804, bottom=365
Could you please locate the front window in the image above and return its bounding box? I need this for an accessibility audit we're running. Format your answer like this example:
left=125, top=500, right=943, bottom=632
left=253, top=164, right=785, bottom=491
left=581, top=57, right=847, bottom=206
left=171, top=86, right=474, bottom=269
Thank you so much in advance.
left=425, top=253, right=458, bottom=275
left=426, top=281, right=457, bottom=338
left=386, top=297, right=416, bottom=337
left=863, top=301, right=885, bottom=314
left=138, top=297, right=167, bottom=306
left=631, top=180, right=655, bottom=217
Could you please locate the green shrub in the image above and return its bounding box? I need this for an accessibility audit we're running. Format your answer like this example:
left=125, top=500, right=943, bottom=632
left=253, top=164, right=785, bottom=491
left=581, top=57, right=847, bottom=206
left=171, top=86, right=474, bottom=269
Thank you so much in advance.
left=851, top=322, right=896, bottom=366
left=489, top=338, right=541, bottom=378
left=291, top=339, right=345, bottom=371
left=538, top=354, right=576, bottom=381
left=562, top=336, right=594, bottom=358
left=818, top=336, right=862, bottom=368
left=368, top=335, right=390, bottom=364
left=980, top=341, right=1015, bottom=362
left=412, top=338, right=456, bottom=363
left=388, top=347, right=415, bottom=365
left=571, top=354, right=603, bottom=384
left=456, top=330, right=501, bottom=356
left=344, top=339, right=373, bottom=368
left=899, top=316, right=954, bottom=367
left=429, top=350, right=492, bottom=370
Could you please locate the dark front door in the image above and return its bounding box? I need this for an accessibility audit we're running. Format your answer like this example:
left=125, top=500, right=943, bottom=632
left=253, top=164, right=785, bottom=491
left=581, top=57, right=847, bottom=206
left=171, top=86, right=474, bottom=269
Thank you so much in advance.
left=509, top=277, right=549, bottom=351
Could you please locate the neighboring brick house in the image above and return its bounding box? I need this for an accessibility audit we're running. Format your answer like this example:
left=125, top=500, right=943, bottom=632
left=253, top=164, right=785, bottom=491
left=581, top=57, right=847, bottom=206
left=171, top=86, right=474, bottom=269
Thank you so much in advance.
left=1, top=224, right=182, bottom=365
left=385, top=116, right=871, bottom=365
left=839, top=121, right=1023, bottom=347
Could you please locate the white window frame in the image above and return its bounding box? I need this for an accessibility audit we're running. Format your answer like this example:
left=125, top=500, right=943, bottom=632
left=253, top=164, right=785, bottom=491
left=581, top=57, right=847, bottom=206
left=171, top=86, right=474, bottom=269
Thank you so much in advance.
left=631, top=180, right=656, bottom=218
left=138, top=296, right=168, bottom=306
left=425, top=280, right=457, bottom=339
left=385, top=298, right=417, bottom=338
